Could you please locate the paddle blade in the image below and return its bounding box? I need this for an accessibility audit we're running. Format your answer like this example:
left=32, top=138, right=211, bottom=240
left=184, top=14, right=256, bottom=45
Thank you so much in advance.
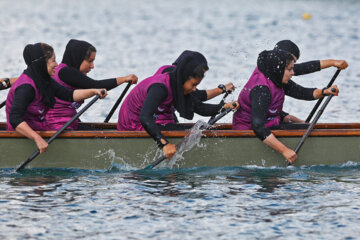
left=16, top=150, right=40, bottom=172
left=145, top=155, right=167, bottom=170
left=144, top=164, right=154, bottom=170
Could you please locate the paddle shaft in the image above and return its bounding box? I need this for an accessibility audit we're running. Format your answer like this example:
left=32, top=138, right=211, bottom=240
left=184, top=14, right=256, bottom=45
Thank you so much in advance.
left=208, top=107, right=233, bottom=125
left=145, top=106, right=235, bottom=170
left=104, top=82, right=131, bottom=122
left=288, top=89, right=336, bottom=166
left=0, top=100, right=5, bottom=109
left=16, top=92, right=103, bottom=172
left=207, top=91, right=230, bottom=124
left=305, top=70, right=341, bottom=123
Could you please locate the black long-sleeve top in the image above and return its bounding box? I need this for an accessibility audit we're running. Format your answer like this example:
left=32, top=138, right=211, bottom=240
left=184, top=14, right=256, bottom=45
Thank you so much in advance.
left=58, top=67, right=117, bottom=90
left=192, top=89, right=208, bottom=101
left=250, top=80, right=316, bottom=140
left=139, top=83, right=223, bottom=147
left=294, top=60, right=321, bottom=76
left=9, top=79, right=74, bottom=129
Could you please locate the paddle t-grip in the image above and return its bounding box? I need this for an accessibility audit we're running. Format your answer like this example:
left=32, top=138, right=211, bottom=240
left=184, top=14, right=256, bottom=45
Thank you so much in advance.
left=331, top=88, right=336, bottom=93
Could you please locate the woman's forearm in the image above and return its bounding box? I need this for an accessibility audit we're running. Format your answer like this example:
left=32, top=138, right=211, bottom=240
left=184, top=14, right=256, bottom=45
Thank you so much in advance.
left=116, top=74, right=138, bottom=85
left=16, top=122, right=48, bottom=154
left=320, top=59, right=348, bottom=70
left=282, top=114, right=305, bottom=123
left=263, top=133, right=288, bottom=154
left=313, top=89, right=323, bottom=99
left=73, top=89, right=97, bottom=102
left=15, top=122, right=41, bottom=140
left=312, top=85, right=339, bottom=99
left=206, top=83, right=235, bottom=100
left=206, top=88, right=222, bottom=100
left=263, top=133, right=298, bottom=164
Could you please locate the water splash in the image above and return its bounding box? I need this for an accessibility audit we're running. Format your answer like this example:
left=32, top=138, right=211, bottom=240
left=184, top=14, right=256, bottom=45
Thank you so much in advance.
left=167, top=120, right=210, bottom=168
left=94, top=149, right=137, bottom=171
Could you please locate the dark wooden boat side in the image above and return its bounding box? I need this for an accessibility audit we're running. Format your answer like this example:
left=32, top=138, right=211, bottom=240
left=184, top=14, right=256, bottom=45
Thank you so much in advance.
left=1, top=122, right=360, bottom=169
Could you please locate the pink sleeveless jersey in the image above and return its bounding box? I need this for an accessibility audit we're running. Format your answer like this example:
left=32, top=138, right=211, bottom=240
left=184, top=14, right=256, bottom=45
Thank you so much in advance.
left=153, top=65, right=174, bottom=75
left=45, top=63, right=83, bottom=130
left=233, top=67, right=285, bottom=130
left=117, top=73, right=175, bottom=131
left=6, top=73, right=48, bottom=131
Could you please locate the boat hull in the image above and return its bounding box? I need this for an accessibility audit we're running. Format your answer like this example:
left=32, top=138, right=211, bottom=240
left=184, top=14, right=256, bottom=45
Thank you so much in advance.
left=1, top=123, right=360, bottom=169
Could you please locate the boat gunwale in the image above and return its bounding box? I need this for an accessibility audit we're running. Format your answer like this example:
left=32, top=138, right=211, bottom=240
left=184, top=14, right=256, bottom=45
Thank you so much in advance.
left=1, top=128, right=360, bottom=138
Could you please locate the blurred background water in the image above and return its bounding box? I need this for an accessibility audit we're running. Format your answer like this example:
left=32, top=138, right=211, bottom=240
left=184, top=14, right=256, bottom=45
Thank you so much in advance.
left=0, top=0, right=360, bottom=239
left=0, top=0, right=359, bottom=123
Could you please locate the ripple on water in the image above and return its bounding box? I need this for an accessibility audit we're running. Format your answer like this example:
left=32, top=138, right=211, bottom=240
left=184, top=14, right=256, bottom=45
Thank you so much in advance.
left=1, top=163, right=360, bottom=238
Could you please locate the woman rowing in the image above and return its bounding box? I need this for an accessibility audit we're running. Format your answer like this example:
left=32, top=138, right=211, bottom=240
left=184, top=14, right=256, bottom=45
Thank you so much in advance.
left=154, top=50, right=235, bottom=103
left=118, top=51, right=239, bottom=159
left=273, top=40, right=348, bottom=123
left=232, top=49, right=339, bottom=164
left=6, top=43, right=107, bottom=153
left=44, top=39, right=138, bottom=130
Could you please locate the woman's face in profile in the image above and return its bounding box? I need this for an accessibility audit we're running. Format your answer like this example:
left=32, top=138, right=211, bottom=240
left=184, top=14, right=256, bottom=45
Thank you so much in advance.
left=47, top=53, right=58, bottom=76
left=282, top=61, right=295, bottom=84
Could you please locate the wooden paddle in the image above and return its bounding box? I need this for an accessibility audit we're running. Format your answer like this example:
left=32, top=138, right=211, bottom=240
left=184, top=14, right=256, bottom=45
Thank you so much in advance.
left=287, top=88, right=337, bottom=166
left=305, top=69, right=341, bottom=123
left=0, top=100, right=5, bottom=109
left=145, top=103, right=236, bottom=170
left=16, top=90, right=105, bottom=172
left=104, top=82, right=131, bottom=122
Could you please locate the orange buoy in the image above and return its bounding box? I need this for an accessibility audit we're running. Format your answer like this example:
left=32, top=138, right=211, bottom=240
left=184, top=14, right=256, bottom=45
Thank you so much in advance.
left=302, top=13, right=312, bottom=20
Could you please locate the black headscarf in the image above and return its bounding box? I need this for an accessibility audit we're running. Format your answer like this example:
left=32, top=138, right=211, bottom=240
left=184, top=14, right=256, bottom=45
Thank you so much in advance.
left=160, top=50, right=208, bottom=74
left=23, top=43, right=55, bottom=107
left=169, top=51, right=209, bottom=120
left=257, top=49, right=294, bottom=88
left=172, top=50, right=208, bottom=66
left=62, top=39, right=93, bottom=69
left=274, top=40, right=300, bottom=60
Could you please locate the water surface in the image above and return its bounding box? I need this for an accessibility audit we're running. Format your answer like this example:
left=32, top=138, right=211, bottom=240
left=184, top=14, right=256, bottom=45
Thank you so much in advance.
left=1, top=164, right=360, bottom=239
